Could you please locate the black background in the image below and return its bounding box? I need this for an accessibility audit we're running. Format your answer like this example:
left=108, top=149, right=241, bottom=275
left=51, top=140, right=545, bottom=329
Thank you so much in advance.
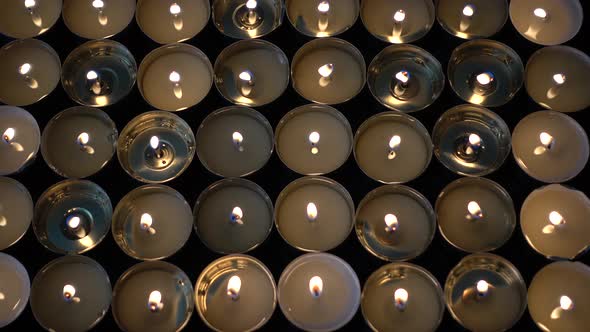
left=2, top=1, right=589, bottom=331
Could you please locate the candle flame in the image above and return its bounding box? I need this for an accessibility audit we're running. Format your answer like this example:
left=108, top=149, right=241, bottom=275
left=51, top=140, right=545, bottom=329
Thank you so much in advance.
left=534, top=8, right=547, bottom=19
left=476, top=280, right=489, bottom=295
left=169, top=71, right=181, bottom=83
left=3, top=128, right=15, bottom=142
left=148, top=290, right=163, bottom=312
left=467, top=201, right=483, bottom=219
left=307, top=202, right=318, bottom=221
left=19, top=63, right=32, bottom=75
left=553, top=74, right=566, bottom=85
left=318, top=1, right=330, bottom=13
left=150, top=136, right=160, bottom=149
left=86, top=70, right=98, bottom=80
left=227, top=275, right=242, bottom=300
left=389, top=135, right=401, bottom=150
left=239, top=71, right=253, bottom=82
left=540, top=132, right=554, bottom=146
left=24, top=0, right=36, bottom=9
left=468, top=133, right=481, bottom=146
left=393, top=10, right=406, bottom=23
left=232, top=131, right=244, bottom=144
left=309, top=276, right=323, bottom=298
left=318, top=64, right=334, bottom=78
left=92, top=0, right=104, bottom=9
left=67, top=216, right=81, bottom=229
left=309, top=131, right=320, bottom=145
left=231, top=206, right=244, bottom=224
left=246, top=0, right=257, bottom=9
left=77, top=132, right=90, bottom=145
left=63, top=284, right=76, bottom=299
left=549, top=211, right=565, bottom=226
left=476, top=73, right=493, bottom=86
left=384, top=213, right=398, bottom=233
left=394, top=288, right=408, bottom=310
left=140, top=213, right=153, bottom=229
left=560, top=295, right=573, bottom=310
left=395, top=71, right=410, bottom=84
left=462, top=4, right=475, bottom=17
left=170, top=3, right=181, bottom=15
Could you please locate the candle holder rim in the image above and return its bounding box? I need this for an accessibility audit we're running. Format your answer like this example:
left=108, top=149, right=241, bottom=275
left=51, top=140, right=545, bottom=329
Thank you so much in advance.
left=0, top=0, right=62, bottom=39
left=0, top=252, right=30, bottom=327
left=285, top=0, right=360, bottom=38
left=0, top=106, right=41, bottom=176
left=61, top=0, right=136, bottom=40
left=0, top=176, right=33, bottom=250
left=434, top=0, right=509, bottom=40
left=211, top=0, right=285, bottom=39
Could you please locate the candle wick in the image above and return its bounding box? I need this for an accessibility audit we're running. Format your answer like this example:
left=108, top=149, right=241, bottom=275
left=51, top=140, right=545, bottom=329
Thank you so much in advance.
left=317, top=1, right=330, bottom=32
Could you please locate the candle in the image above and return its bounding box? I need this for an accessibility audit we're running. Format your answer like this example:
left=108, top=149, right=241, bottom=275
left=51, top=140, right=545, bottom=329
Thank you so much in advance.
left=138, top=43, right=213, bottom=112
left=367, top=44, right=444, bottom=112
left=29, top=255, right=111, bottom=332
left=0, top=177, right=33, bottom=250
left=436, top=0, right=509, bottom=39
left=362, top=262, right=444, bottom=332
left=0, top=106, right=40, bottom=176
left=291, top=38, right=366, bottom=105
left=0, top=0, right=61, bottom=38
left=112, top=184, right=193, bottom=260
left=275, top=104, right=353, bottom=175
left=136, top=0, right=210, bottom=44
left=278, top=253, right=360, bottom=331
left=360, top=0, right=435, bottom=43
left=286, top=0, right=359, bottom=37
left=194, top=178, right=273, bottom=254
left=436, top=177, right=516, bottom=253
left=61, top=39, right=137, bottom=107
left=445, top=253, right=527, bottom=332
left=512, top=111, right=588, bottom=183
left=41, top=106, right=118, bottom=179
left=448, top=39, right=524, bottom=107
left=112, top=261, right=194, bottom=332
left=520, top=184, right=590, bottom=260
left=32, top=179, right=112, bottom=254
left=354, top=112, right=432, bottom=183
left=117, top=111, right=195, bottom=183
left=275, top=176, right=354, bottom=252
left=62, top=0, right=136, bottom=39
left=356, top=185, right=436, bottom=261
left=0, top=38, right=61, bottom=106
left=433, top=104, right=511, bottom=176
left=525, top=46, right=590, bottom=113
left=211, top=0, right=284, bottom=39
left=214, top=39, right=289, bottom=107
left=196, top=106, right=273, bottom=178
left=195, top=254, right=276, bottom=332
left=0, top=253, right=29, bottom=328
left=509, top=0, right=583, bottom=45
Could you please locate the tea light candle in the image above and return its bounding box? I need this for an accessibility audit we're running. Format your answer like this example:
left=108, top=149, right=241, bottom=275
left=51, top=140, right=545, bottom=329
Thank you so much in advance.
left=112, top=261, right=194, bottom=332
left=0, top=0, right=61, bottom=38
left=136, top=0, right=210, bottom=44
left=30, top=255, right=111, bottom=332
left=41, top=106, right=118, bottom=179
left=360, top=0, right=435, bottom=43
left=354, top=112, right=432, bottom=184
left=113, top=185, right=193, bottom=260
left=194, top=178, right=273, bottom=254
left=291, top=38, right=366, bottom=105
left=275, top=176, right=354, bottom=252
left=62, top=0, right=135, bottom=39
left=521, top=184, right=590, bottom=260
left=195, top=254, right=276, bottom=332
left=32, top=179, right=112, bottom=254
left=362, top=262, right=444, bottom=332
left=286, top=0, right=359, bottom=37
left=138, top=44, right=213, bottom=112
left=278, top=253, right=360, bottom=331
left=0, top=106, right=40, bottom=176
left=0, top=177, right=33, bottom=250
left=117, top=111, right=195, bottom=183
left=445, top=253, right=527, bottom=332
left=196, top=106, right=273, bottom=178
left=509, top=0, right=583, bottom=45
left=212, top=0, right=284, bottom=39
left=275, top=104, right=352, bottom=175
left=0, top=38, right=61, bottom=106
left=436, top=0, right=508, bottom=39
left=355, top=185, right=436, bottom=261
left=214, top=39, right=289, bottom=107
left=0, top=253, right=29, bottom=328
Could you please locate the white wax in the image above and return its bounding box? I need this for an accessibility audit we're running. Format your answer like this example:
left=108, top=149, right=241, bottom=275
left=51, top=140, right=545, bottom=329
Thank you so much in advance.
left=0, top=106, right=40, bottom=176
left=0, top=253, right=30, bottom=328
left=0, top=0, right=62, bottom=38
left=62, top=0, right=136, bottom=39
left=0, top=177, right=33, bottom=250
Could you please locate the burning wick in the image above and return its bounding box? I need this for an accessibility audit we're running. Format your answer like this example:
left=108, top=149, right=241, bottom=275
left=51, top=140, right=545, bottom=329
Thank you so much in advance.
left=92, top=0, right=108, bottom=26
left=464, top=133, right=481, bottom=155
left=67, top=216, right=81, bottom=229
left=63, top=284, right=81, bottom=303
left=169, top=3, right=184, bottom=30
left=87, top=70, right=103, bottom=95
left=309, top=131, right=320, bottom=155
left=233, top=132, right=244, bottom=152
left=384, top=214, right=399, bottom=233
left=460, top=4, right=475, bottom=31
left=394, top=288, right=408, bottom=311
left=543, top=211, right=566, bottom=234
left=169, top=71, right=183, bottom=99
left=318, top=64, right=334, bottom=87
left=534, top=8, right=548, bottom=20
left=388, top=135, right=401, bottom=160
left=77, top=132, right=95, bottom=155
left=140, top=213, right=157, bottom=235
left=230, top=207, right=244, bottom=225
left=148, top=291, right=164, bottom=312
left=317, top=1, right=330, bottom=32
left=238, top=70, right=255, bottom=97
left=227, top=275, right=242, bottom=301
left=392, top=10, right=406, bottom=37
left=534, top=132, right=555, bottom=155
left=309, top=276, right=323, bottom=298
left=476, top=280, right=489, bottom=297
left=560, top=295, right=574, bottom=311
left=476, top=72, right=493, bottom=86
left=307, top=202, right=318, bottom=222
left=466, top=201, right=483, bottom=220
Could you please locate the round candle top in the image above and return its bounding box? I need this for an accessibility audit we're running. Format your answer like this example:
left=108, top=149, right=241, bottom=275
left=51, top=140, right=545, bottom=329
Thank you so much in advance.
left=275, top=176, right=354, bottom=252
left=436, top=177, right=516, bottom=253
left=214, top=39, right=289, bottom=107
left=445, top=253, right=527, bottom=332
left=0, top=38, right=61, bottom=106
left=275, top=104, right=352, bottom=175
left=0, top=106, right=41, bottom=176
left=362, top=263, right=444, bottom=332
left=525, top=46, right=590, bottom=113
left=512, top=111, right=589, bottom=183
left=509, top=0, right=583, bottom=45
left=30, top=255, right=111, bottom=332
left=433, top=104, right=511, bottom=177
left=520, top=184, right=590, bottom=260
left=360, top=0, right=435, bottom=43
left=211, top=0, right=284, bottom=39
left=138, top=43, right=213, bottom=112
left=286, top=0, right=359, bottom=37
left=291, top=38, right=366, bottom=105
left=41, top=106, right=118, bottom=179
left=33, top=179, right=112, bottom=254
left=436, top=0, right=508, bottom=39
left=195, top=255, right=276, bottom=332
left=113, top=185, right=193, bottom=260
left=62, top=0, right=135, bottom=39
left=0, top=253, right=30, bottom=328
left=367, top=44, right=444, bottom=113
left=112, top=261, right=194, bottom=332
left=0, top=177, right=33, bottom=250
left=354, top=112, right=432, bottom=184
left=528, top=261, right=590, bottom=332
left=194, top=178, right=273, bottom=254
left=0, top=0, right=61, bottom=38
left=196, top=106, right=273, bottom=178
left=136, top=0, right=210, bottom=44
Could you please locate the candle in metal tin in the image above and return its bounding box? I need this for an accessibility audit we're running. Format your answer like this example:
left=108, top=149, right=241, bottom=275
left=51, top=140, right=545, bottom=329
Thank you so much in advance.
left=0, top=106, right=41, bottom=176
left=0, top=0, right=61, bottom=39
left=0, top=253, right=30, bottom=328
left=286, top=0, right=359, bottom=37
left=0, top=177, right=33, bottom=250
left=212, top=0, right=284, bottom=39
left=436, top=0, right=508, bottom=40
left=62, top=0, right=135, bottom=39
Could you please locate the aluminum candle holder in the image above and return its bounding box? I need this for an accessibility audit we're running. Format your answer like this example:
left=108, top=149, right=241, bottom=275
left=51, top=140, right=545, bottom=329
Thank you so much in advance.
left=0, top=0, right=61, bottom=39
left=0, top=253, right=30, bottom=328
left=0, top=177, right=33, bottom=250
left=286, top=0, right=359, bottom=37
left=212, top=0, right=284, bottom=39
left=436, top=0, right=508, bottom=40
left=62, top=0, right=136, bottom=40
left=0, top=106, right=40, bottom=176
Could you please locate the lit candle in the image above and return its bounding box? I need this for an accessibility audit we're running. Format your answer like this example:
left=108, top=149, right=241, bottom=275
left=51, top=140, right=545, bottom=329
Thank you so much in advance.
left=0, top=177, right=33, bottom=250
left=0, top=253, right=30, bottom=328
left=0, top=106, right=40, bottom=176
left=62, top=0, right=136, bottom=39
left=286, top=0, right=359, bottom=37
left=436, top=0, right=509, bottom=39
left=361, top=0, right=435, bottom=43
left=0, top=0, right=61, bottom=38
left=211, top=0, right=284, bottom=39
